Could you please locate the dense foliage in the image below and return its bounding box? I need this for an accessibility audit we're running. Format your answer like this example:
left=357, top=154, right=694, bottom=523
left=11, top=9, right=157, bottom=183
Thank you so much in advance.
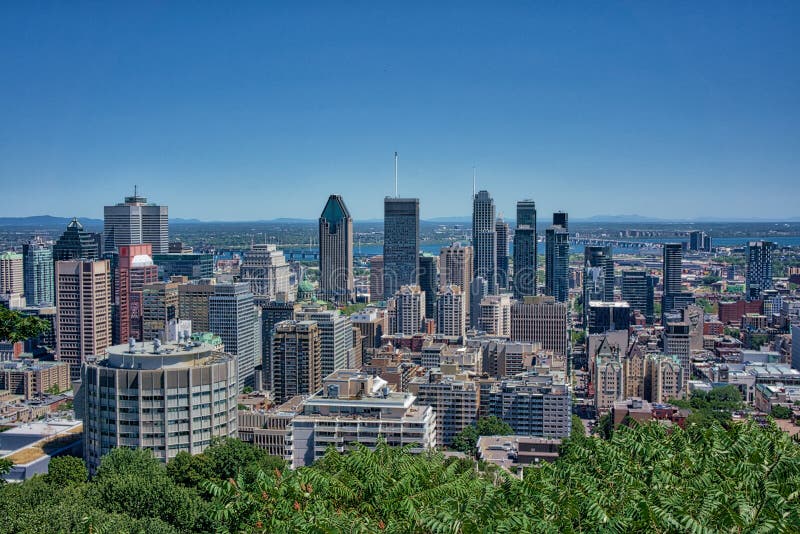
left=451, top=416, right=514, bottom=453
left=2, top=421, right=799, bottom=533
left=0, top=307, right=50, bottom=343
left=670, top=384, right=743, bottom=427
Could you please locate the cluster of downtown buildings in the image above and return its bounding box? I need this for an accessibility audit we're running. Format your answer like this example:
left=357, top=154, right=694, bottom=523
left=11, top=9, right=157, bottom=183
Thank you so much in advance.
left=1, top=188, right=799, bottom=476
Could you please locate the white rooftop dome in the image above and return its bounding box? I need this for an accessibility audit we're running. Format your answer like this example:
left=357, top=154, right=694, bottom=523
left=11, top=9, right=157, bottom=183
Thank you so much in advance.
left=131, top=254, right=154, bottom=267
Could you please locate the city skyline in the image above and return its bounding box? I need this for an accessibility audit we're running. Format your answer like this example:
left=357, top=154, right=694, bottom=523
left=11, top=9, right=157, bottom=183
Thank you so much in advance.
left=1, top=3, right=798, bottom=220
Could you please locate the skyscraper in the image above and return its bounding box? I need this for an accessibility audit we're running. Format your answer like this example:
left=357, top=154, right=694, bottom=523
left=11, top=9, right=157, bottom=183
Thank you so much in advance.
left=22, top=238, right=54, bottom=306
left=368, top=256, right=384, bottom=302
left=295, top=304, right=355, bottom=376
left=545, top=213, right=569, bottom=303
left=141, top=280, right=180, bottom=341
left=318, top=195, right=354, bottom=304
left=239, top=244, right=293, bottom=305
left=495, top=217, right=510, bottom=291
left=104, top=192, right=169, bottom=254
left=53, top=218, right=100, bottom=262
left=436, top=285, right=466, bottom=338
left=209, top=282, right=258, bottom=390
left=55, top=259, right=111, bottom=381
left=513, top=200, right=537, bottom=299
left=472, top=190, right=497, bottom=294
left=440, top=243, right=473, bottom=323
left=383, top=197, right=420, bottom=298
left=689, top=231, right=711, bottom=252
left=388, top=285, right=425, bottom=336
left=0, top=252, right=24, bottom=296
left=510, top=296, right=568, bottom=356
left=621, top=271, right=655, bottom=324
left=469, top=276, right=488, bottom=329
left=583, top=246, right=614, bottom=327
left=271, top=320, right=322, bottom=403
left=746, top=241, right=775, bottom=301
left=418, top=254, right=438, bottom=320
left=260, top=300, right=300, bottom=390
left=114, top=244, right=158, bottom=344
left=661, top=243, right=689, bottom=320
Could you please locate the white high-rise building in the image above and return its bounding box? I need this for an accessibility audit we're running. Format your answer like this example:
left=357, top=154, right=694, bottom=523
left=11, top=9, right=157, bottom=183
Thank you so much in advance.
left=104, top=192, right=168, bottom=254
left=436, top=285, right=466, bottom=338
left=480, top=294, right=512, bottom=337
left=388, top=285, right=425, bottom=336
left=209, top=283, right=257, bottom=390
left=239, top=244, right=293, bottom=305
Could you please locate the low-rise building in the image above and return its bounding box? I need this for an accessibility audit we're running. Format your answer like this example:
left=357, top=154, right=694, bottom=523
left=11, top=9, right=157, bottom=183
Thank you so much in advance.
left=290, top=370, right=436, bottom=468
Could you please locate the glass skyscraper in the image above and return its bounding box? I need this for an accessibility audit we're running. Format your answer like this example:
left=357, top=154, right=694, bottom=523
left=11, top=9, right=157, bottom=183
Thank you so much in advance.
left=23, top=237, right=54, bottom=306
left=513, top=200, right=537, bottom=299
left=545, top=213, right=569, bottom=303
left=472, top=190, right=497, bottom=294
left=383, top=197, right=420, bottom=298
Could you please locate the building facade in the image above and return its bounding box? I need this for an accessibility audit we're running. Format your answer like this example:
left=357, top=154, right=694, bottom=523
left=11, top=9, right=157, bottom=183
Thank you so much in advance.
left=510, top=296, right=568, bottom=357
left=0, top=251, right=24, bottom=296
left=22, top=238, right=54, bottom=306
left=545, top=213, right=569, bottom=302
left=513, top=200, right=537, bottom=299
left=81, top=338, right=238, bottom=472
left=436, top=285, right=466, bottom=338
left=472, top=190, right=497, bottom=294
left=209, top=283, right=258, bottom=390
left=318, top=195, right=354, bottom=304
left=383, top=197, right=420, bottom=298
left=104, top=193, right=169, bottom=254
left=746, top=241, right=775, bottom=301
left=240, top=244, right=293, bottom=305
left=271, top=320, right=322, bottom=403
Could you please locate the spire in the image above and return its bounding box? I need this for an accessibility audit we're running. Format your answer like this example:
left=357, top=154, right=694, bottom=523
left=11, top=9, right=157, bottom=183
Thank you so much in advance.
left=394, top=152, right=399, bottom=198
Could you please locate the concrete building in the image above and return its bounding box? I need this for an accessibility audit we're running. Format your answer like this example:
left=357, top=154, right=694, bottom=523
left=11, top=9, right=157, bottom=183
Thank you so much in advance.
left=55, top=259, right=111, bottom=381
left=80, top=338, right=238, bottom=472
left=271, top=320, right=322, bottom=403
left=512, top=200, right=537, bottom=299
left=296, top=305, right=356, bottom=375
left=240, top=244, right=293, bottom=305
left=663, top=322, right=691, bottom=391
left=746, top=241, right=775, bottom=301
left=114, top=244, right=158, bottom=344
left=472, top=190, right=497, bottom=294
left=237, top=396, right=304, bottom=460
left=53, top=219, right=100, bottom=262
left=469, top=276, right=488, bottom=329
left=436, top=285, right=466, bottom=338
left=368, top=256, right=384, bottom=302
left=388, top=285, right=425, bottom=336
left=440, top=243, right=473, bottom=322
left=351, top=308, right=386, bottom=361
left=545, top=213, right=569, bottom=302
left=318, top=194, right=354, bottom=304
left=594, top=345, right=624, bottom=414
left=644, top=354, right=683, bottom=403
left=495, top=217, right=510, bottom=291
left=0, top=251, right=24, bottom=295
left=178, top=278, right=216, bottom=332
left=480, top=294, right=512, bottom=337
left=209, top=283, right=258, bottom=390
left=142, top=281, right=180, bottom=341
left=290, top=370, right=436, bottom=467
left=383, top=198, right=420, bottom=298
left=510, top=296, right=568, bottom=357
left=260, top=300, right=300, bottom=390
left=408, top=363, right=478, bottom=446
left=22, top=238, right=54, bottom=306
left=0, top=359, right=71, bottom=399
left=484, top=372, right=572, bottom=438
left=104, top=192, right=168, bottom=254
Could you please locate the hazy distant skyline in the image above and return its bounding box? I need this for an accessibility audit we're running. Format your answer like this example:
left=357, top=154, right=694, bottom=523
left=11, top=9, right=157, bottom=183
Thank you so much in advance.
left=2, top=3, right=798, bottom=221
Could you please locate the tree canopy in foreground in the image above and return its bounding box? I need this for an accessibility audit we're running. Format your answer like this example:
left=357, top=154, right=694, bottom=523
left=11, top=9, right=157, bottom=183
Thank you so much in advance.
left=1, top=421, right=798, bottom=533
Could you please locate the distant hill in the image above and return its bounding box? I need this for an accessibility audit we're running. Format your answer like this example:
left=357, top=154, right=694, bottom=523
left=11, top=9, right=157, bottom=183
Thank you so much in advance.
left=0, top=215, right=102, bottom=227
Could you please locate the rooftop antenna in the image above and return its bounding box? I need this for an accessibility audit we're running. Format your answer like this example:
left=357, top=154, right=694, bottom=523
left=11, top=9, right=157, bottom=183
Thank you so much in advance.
left=134, top=184, right=138, bottom=197
left=394, top=152, right=399, bottom=198
left=472, top=166, right=476, bottom=199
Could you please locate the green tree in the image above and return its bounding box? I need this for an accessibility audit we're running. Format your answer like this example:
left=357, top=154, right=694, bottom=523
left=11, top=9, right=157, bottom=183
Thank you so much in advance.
left=203, top=436, right=286, bottom=483
left=0, top=458, right=11, bottom=483
left=45, top=456, right=87, bottom=486
left=0, top=307, right=50, bottom=342
left=451, top=416, right=514, bottom=454
left=166, top=450, right=216, bottom=489
left=596, top=413, right=614, bottom=439
left=771, top=405, right=793, bottom=419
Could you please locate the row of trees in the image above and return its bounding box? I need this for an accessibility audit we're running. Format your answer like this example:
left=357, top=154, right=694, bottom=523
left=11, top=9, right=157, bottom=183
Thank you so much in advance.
left=2, top=420, right=798, bottom=533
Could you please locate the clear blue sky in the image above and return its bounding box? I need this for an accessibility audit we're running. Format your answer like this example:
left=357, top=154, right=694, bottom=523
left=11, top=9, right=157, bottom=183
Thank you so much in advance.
left=1, top=2, right=798, bottom=221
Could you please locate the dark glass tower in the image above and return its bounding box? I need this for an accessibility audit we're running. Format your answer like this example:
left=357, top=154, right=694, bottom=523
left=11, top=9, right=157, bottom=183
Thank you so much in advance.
left=53, top=218, right=100, bottom=262
left=418, top=254, right=438, bottom=320
left=318, top=194, right=354, bottom=304
left=513, top=200, right=537, bottom=299
left=495, top=217, right=510, bottom=291
left=621, top=271, right=655, bottom=325
left=383, top=198, right=420, bottom=298
left=545, top=213, right=569, bottom=303
left=583, top=246, right=614, bottom=326
left=472, top=190, right=497, bottom=294
left=661, top=243, right=689, bottom=320
left=746, top=241, right=775, bottom=301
